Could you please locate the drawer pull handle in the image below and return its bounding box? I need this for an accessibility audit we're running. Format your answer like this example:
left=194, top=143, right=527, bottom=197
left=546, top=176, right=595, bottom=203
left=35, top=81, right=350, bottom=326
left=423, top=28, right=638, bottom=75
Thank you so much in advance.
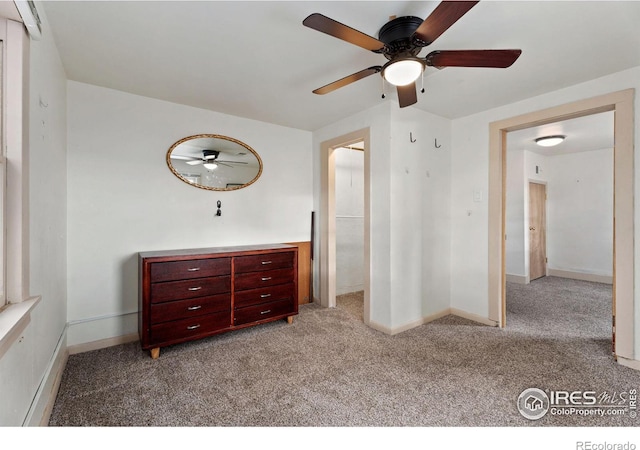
left=187, top=267, right=201, bottom=272
left=261, top=261, right=272, bottom=265
left=260, top=294, right=271, bottom=298
left=188, top=286, right=202, bottom=291
left=260, top=310, right=271, bottom=315
left=261, top=277, right=272, bottom=281
left=187, top=324, right=201, bottom=330
left=187, top=305, right=202, bottom=311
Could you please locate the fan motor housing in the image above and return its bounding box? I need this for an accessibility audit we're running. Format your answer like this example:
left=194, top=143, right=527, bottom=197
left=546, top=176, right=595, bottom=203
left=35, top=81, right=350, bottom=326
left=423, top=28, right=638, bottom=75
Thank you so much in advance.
left=203, top=150, right=219, bottom=160
left=378, top=16, right=424, bottom=59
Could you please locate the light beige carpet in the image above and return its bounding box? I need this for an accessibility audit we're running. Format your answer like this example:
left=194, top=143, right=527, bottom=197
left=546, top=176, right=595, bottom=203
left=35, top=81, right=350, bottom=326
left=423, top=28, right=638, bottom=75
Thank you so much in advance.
left=49, top=279, right=640, bottom=427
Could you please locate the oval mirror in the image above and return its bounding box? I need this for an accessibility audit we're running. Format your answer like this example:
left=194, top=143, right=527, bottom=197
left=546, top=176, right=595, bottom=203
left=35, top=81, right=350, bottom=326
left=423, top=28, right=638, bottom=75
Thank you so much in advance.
left=167, top=134, right=263, bottom=191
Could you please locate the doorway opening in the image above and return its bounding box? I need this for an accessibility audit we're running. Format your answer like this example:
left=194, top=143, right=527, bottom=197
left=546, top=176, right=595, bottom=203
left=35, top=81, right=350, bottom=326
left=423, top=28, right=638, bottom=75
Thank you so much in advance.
left=319, top=128, right=371, bottom=325
left=489, top=89, right=634, bottom=362
left=504, top=111, right=615, bottom=354
left=334, top=141, right=365, bottom=321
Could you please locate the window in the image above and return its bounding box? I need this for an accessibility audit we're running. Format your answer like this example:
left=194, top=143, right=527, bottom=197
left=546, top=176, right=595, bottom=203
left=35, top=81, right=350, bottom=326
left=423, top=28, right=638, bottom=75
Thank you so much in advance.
left=0, top=151, right=5, bottom=307
left=0, top=20, right=40, bottom=356
left=0, top=39, right=4, bottom=307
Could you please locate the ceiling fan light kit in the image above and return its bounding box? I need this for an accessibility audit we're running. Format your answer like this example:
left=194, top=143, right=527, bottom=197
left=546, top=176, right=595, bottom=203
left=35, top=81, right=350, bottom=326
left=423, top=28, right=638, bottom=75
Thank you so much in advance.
left=535, top=135, right=566, bottom=147
left=171, top=148, right=249, bottom=170
left=303, top=0, right=522, bottom=108
left=382, top=58, right=424, bottom=86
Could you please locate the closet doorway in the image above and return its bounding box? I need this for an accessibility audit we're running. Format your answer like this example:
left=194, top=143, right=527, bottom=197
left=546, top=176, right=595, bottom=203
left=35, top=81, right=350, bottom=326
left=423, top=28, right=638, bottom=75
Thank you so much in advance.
left=319, top=128, right=371, bottom=325
left=334, top=142, right=365, bottom=320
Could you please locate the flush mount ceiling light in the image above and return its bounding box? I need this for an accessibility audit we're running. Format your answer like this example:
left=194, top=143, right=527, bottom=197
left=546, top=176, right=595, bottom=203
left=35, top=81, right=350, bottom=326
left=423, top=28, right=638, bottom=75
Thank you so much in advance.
left=382, top=58, right=425, bottom=87
left=535, top=135, right=565, bottom=147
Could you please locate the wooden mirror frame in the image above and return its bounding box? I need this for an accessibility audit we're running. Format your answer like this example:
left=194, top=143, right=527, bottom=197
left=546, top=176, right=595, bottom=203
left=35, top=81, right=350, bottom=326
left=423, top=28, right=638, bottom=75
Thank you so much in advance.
left=166, top=134, right=263, bottom=191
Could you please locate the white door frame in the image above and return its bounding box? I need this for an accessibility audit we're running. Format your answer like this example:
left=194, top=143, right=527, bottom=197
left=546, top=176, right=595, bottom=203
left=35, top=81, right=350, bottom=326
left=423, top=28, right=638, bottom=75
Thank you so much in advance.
left=319, top=128, right=371, bottom=324
left=488, top=89, right=635, bottom=360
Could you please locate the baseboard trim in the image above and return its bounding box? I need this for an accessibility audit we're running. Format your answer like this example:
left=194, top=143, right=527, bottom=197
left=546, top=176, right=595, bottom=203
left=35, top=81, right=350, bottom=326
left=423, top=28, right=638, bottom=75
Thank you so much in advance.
left=548, top=269, right=613, bottom=285
left=67, top=333, right=139, bottom=355
left=617, top=356, right=640, bottom=371
left=367, top=319, right=394, bottom=335
left=450, top=308, right=499, bottom=327
left=24, top=326, right=68, bottom=427
left=23, top=329, right=139, bottom=426
left=422, top=308, right=452, bottom=324
left=506, top=274, right=529, bottom=284
left=368, top=307, right=497, bottom=335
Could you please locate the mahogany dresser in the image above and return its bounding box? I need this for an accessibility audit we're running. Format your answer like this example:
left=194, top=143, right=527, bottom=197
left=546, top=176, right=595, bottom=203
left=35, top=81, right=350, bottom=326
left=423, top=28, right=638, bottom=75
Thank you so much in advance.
left=138, top=244, right=298, bottom=358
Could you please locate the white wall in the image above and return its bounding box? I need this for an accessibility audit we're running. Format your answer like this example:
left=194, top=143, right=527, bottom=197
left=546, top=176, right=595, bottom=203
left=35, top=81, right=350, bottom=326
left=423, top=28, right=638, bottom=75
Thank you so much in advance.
left=66, top=82, right=312, bottom=345
left=335, top=146, right=364, bottom=295
left=312, top=100, right=451, bottom=331
left=390, top=104, right=451, bottom=326
left=505, top=148, right=526, bottom=277
left=0, top=9, right=68, bottom=426
left=450, top=66, right=640, bottom=354
left=505, top=146, right=613, bottom=282
left=546, top=148, right=613, bottom=278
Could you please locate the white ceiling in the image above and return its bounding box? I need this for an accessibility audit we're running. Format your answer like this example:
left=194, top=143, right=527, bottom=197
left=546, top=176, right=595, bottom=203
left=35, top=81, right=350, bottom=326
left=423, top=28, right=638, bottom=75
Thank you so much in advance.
left=507, top=111, right=614, bottom=156
left=39, top=1, right=640, bottom=131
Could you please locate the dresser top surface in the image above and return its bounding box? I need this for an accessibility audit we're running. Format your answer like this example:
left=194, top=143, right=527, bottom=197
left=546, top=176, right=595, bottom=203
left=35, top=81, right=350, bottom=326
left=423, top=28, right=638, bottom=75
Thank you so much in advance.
left=139, top=243, right=297, bottom=259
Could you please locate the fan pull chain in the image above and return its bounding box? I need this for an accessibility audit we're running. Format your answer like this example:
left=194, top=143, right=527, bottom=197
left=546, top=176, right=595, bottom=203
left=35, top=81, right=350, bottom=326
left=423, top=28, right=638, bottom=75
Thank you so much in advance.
left=420, top=70, right=425, bottom=94
left=381, top=77, right=386, bottom=99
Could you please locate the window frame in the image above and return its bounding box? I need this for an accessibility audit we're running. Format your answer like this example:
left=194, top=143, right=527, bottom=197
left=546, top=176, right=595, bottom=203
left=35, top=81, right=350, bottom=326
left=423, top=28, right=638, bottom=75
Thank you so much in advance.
left=0, top=18, right=40, bottom=359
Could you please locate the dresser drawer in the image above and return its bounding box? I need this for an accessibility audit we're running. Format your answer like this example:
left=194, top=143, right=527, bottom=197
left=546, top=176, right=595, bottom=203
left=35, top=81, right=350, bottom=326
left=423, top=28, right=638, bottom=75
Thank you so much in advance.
left=234, top=268, right=294, bottom=291
left=234, top=283, right=295, bottom=309
left=234, top=251, right=294, bottom=274
left=150, top=258, right=231, bottom=282
left=151, top=276, right=231, bottom=303
left=150, top=293, right=231, bottom=324
left=233, top=298, right=293, bottom=326
left=151, top=310, right=231, bottom=343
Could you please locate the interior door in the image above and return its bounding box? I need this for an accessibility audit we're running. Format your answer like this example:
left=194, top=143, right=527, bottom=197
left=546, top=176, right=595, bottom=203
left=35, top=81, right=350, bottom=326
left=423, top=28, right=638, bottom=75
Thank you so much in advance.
left=529, top=182, right=547, bottom=281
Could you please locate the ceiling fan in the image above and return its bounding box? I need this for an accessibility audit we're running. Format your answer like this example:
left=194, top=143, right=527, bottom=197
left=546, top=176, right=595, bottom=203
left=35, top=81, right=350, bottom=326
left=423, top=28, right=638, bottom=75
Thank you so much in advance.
left=303, top=0, right=522, bottom=108
left=171, top=150, right=249, bottom=170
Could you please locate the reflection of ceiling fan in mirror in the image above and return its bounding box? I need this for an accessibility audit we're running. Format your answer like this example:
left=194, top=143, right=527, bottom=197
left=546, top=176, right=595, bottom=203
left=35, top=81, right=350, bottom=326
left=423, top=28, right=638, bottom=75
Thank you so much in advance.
left=303, top=0, right=522, bottom=108
left=171, top=150, right=249, bottom=170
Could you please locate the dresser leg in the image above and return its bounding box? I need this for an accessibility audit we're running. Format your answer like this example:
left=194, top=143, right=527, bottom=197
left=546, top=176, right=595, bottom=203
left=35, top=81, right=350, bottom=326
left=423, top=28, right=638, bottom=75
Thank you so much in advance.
left=150, top=348, right=160, bottom=359
left=286, top=316, right=294, bottom=324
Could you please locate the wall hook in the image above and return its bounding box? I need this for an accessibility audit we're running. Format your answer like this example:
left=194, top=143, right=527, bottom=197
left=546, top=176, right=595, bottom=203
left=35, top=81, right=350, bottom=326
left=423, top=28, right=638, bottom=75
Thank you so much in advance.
left=410, top=132, right=416, bottom=143
left=435, top=138, right=442, bottom=149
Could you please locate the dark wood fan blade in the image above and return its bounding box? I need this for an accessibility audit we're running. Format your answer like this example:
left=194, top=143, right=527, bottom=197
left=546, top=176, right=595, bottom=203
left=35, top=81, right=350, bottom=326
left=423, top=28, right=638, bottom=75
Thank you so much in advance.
left=397, top=83, right=417, bottom=108
left=303, top=13, right=385, bottom=52
left=313, top=66, right=382, bottom=95
left=413, top=1, right=479, bottom=46
left=425, top=49, right=522, bottom=68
